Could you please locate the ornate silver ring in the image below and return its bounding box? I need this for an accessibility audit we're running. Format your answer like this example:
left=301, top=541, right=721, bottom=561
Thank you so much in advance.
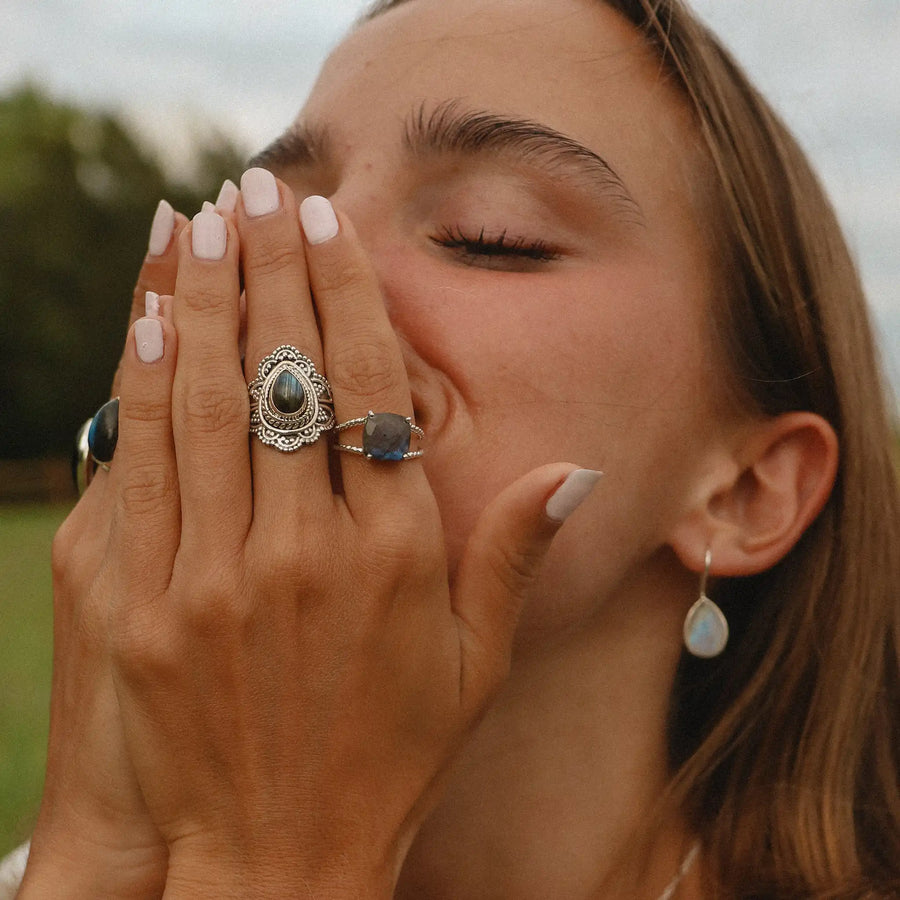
left=334, top=411, right=424, bottom=461
left=248, top=345, right=335, bottom=451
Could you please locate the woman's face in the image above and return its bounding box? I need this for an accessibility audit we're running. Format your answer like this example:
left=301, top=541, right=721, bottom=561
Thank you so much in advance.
left=268, top=0, right=726, bottom=637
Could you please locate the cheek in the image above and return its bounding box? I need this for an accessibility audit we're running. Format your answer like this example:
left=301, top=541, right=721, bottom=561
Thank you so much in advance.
left=380, top=253, right=713, bottom=573
left=430, top=264, right=708, bottom=440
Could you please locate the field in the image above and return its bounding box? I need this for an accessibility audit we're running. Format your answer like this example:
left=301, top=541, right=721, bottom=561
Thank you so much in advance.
left=0, top=504, right=67, bottom=855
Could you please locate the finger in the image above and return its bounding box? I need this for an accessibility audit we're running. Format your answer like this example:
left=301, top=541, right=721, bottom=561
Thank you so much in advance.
left=109, top=313, right=181, bottom=593
left=111, top=201, right=187, bottom=397
left=453, top=465, right=602, bottom=708
left=135, top=200, right=190, bottom=323
left=213, top=178, right=239, bottom=215
left=237, top=169, right=331, bottom=525
left=299, top=196, right=425, bottom=511
left=171, top=210, right=251, bottom=559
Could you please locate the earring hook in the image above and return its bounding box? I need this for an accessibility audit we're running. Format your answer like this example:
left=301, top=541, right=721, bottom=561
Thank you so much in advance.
left=699, top=547, right=712, bottom=598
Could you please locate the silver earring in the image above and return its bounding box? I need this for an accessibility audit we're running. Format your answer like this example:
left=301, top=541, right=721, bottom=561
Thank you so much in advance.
left=683, top=549, right=729, bottom=658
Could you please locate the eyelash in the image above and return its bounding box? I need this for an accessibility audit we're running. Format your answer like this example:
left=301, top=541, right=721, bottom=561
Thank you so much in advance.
left=431, top=225, right=561, bottom=262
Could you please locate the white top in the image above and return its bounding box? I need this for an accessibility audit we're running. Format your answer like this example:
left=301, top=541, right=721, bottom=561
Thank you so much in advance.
left=0, top=841, right=28, bottom=899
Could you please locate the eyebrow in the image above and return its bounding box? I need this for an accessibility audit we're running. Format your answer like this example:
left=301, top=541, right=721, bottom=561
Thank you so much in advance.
left=250, top=100, right=642, bottom=221
left=405, top=101, right=642, bottom=219
left=248, top=123, right=330, bottom=172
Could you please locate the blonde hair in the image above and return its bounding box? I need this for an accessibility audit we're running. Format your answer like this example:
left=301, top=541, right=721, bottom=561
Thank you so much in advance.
left=366, top=1, right=900, bottom=894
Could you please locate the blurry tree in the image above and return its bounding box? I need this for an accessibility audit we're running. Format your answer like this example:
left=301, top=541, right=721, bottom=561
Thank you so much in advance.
left=0, top=83, right=247, bottom=459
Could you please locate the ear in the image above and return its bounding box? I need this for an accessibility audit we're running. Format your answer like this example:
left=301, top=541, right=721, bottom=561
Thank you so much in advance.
left=669, top=412, right=838, bottom=577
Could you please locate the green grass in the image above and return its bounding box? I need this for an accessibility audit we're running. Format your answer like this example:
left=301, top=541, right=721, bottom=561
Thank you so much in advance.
left=0, top=503, right=69, bottom=855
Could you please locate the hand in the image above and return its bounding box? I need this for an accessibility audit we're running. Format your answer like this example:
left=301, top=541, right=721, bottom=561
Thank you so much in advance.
left=102, top=172, right=595, bottom=898
left=19, top=205, right=187, bottom=899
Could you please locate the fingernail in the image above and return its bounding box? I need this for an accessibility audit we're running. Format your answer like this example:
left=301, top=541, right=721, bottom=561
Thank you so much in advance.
left=148, top=199, right=175, bottom=256
left=240, top=167, right=280, bottom=217
left=215, top=179, right=239, bottom=212
left=545, top=469, right=603, bottom=523
left=192, top=210, right=227, bottom=260
left=135, top=317, right=164, bottom=363
left=300, top=195, right=339, bottom=245
left=202, top=200, right=216, bottom=213
left=145, top=291, right=160, bottom=317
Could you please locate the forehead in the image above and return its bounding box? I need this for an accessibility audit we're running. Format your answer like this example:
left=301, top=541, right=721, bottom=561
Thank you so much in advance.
left=301, top=0, right=697, bottom=214
left=326, top=0, right=652, bottom=98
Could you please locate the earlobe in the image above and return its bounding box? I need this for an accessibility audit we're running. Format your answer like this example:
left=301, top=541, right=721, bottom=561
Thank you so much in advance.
left=670, top=411, right=838, bottom=578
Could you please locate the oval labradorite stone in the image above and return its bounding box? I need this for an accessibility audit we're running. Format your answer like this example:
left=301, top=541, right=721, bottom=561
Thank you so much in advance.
left=88, top=397, right=120, bottom=463
left=270, top=369, right=306, bottom=415
left=363, top=413, right=411, bottom=461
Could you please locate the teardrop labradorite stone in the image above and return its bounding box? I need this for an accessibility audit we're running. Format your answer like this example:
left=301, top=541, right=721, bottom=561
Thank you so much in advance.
left=88, top=397, right=120, bottom=463
left=271, top=370, right=305, bottom=415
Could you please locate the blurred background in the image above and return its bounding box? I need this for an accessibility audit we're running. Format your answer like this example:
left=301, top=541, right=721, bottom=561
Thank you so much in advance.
left=1, top=0, right=898, bottom=856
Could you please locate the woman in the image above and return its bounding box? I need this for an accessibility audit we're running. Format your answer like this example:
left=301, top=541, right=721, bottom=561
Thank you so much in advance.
left=8, top=0, right=900, bottom=896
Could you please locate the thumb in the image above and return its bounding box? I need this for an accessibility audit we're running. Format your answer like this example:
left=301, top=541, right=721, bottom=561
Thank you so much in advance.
left=453, top=463, right=603, bottom=706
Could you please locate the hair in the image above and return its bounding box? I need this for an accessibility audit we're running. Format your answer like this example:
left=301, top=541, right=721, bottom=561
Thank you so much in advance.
left=365, top=1, right=900, bottom=896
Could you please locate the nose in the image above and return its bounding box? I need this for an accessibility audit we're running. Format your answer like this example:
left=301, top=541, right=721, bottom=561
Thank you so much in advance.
left=324, top=175, right=400, bottom=311
left=327, top=176, right=386, bottom=256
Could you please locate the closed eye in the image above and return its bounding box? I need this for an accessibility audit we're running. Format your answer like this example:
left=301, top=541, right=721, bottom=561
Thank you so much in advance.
left=431, top=225, right=561, bottom=267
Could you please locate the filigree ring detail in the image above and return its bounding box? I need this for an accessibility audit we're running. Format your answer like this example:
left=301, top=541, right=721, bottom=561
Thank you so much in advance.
left=248, top=345, right=335, bottom=452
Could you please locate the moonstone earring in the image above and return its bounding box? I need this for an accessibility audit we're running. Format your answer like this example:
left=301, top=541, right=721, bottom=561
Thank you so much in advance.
left=683, top=549, right=729, bottom=658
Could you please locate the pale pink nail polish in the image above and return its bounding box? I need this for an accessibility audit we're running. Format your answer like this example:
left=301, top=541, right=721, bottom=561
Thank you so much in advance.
left=135, top=317, right=164, bottom=363
left=192, top=210, right=227, bottom=260
left=202, top=200, right=216, bottom=214
left=148, top=199, right=175, bottom=256
left=215, top=179, right=239, bottom=212
left=300, top=195, right=339, bottom=245
left=240, top=168, right=280, bottom=217
left=545, top=469, right=603, bottom=523
left=145, top=291, right=160, bottom=317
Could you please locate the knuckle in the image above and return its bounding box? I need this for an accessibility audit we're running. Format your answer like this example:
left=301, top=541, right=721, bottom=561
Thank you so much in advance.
left=177, top=569, right=251, bottom=633
left=51, top=515, right=77, bottom=568
left=111, top=605, right=176, bottom=685
left=329, top=338, right=398, bottom=399
left=51, top=509, right=104, bottom=584
left=181, top=283, right=229, bottom=315
left=250, top=540, right=313, bottom=595
left=122, top=395, right=171, bottom=427
left=245, top=239, right=300, bottom=281
left=179, top=382, right=248, bottom=437
left=357, top=518, right=428, bottom=585
left=51, top=517, right=80, bottom=587
left=119, top=462, right=177, bottom=515
left=316, top=254, right=369, bottom=298
left=484, top=541, right=542, bottom=598
left=370, top=515, right=421, bottom=561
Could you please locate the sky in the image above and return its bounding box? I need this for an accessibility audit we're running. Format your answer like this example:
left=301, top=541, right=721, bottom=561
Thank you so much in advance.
left=2, top=0, right=898, bottom=394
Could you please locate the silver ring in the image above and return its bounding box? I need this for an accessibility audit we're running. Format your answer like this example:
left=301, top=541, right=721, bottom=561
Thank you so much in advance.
left=72, top=417, right=96, bottom=496
left=248, top=345, right=335, bottom=451
left=334, top=411, right=424, bottom=461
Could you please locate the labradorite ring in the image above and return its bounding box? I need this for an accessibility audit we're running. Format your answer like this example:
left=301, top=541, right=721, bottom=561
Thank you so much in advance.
left=334, top=411, right=424, bottom=461
left=72, top=417, right=96, bottom=496
left=72, top=396, right=120, bottom=496
left=248, top=345, right=335, bottom=452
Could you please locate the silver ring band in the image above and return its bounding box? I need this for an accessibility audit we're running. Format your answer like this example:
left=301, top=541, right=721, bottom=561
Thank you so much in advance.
left=73, top=417, right=96, bottom=496
left=334, top=411, right=424, bottom=461
left=248, top=345, right=335, bottom=451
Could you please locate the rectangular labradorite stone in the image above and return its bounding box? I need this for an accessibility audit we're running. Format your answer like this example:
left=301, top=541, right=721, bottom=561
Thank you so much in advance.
left=363, top=413, right=411, bottom=460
